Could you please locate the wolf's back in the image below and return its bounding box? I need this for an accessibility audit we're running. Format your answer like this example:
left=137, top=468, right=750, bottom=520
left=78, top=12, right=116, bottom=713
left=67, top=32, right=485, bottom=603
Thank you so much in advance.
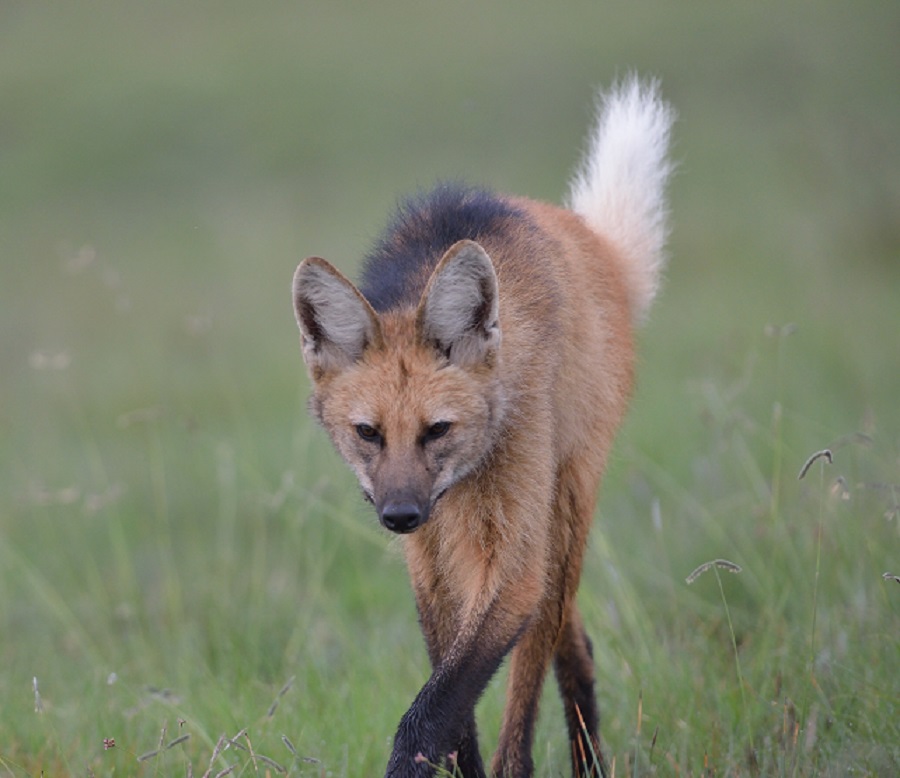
left=567, top=77, right=675, bottom=323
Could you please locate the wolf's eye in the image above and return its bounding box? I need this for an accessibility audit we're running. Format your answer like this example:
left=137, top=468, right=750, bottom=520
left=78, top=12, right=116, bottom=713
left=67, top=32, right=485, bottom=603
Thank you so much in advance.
left=423, top=421, right=451, bottom=442
left=356, top=423, right=381, bottom=443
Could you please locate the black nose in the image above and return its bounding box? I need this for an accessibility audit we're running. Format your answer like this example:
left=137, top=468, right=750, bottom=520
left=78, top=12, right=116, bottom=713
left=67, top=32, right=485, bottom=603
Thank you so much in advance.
left=380, top=502, right=422, bottom=534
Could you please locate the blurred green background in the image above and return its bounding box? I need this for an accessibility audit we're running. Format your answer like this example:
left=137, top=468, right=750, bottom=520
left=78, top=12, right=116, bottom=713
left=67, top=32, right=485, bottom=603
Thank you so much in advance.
left=1, top=1, right=898, bottom=775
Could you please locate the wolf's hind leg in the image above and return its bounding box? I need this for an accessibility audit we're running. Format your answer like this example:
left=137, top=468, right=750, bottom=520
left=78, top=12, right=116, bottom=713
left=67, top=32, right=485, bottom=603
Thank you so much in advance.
left=553, top=605, right=606, bottom=778
left=490, top=595, right=566, bottom=778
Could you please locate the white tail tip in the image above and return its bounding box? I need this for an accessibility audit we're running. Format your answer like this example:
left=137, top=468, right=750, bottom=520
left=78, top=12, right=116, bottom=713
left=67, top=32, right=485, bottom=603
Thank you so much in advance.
left=567, top=76, right=675, bottom=322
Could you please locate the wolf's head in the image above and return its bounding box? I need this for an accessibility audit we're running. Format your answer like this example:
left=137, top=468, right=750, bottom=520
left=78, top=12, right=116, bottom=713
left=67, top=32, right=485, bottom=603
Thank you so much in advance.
left=293, top=240, right=506, bottom=534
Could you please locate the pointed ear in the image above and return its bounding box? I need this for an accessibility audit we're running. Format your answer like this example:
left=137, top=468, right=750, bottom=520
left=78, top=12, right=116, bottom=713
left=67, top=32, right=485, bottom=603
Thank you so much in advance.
left=416, top=240, right=500, bottom=367
left=292, top=257, right=382, bottom=376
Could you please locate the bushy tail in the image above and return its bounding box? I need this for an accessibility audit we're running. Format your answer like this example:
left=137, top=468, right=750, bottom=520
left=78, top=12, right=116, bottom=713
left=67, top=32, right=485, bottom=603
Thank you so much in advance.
left=567, top=76, right=675, bottom=323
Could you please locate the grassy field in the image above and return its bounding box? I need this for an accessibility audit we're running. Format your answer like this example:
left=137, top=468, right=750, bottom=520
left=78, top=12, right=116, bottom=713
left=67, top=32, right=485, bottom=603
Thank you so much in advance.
left=1, top=1, right=898, bottom=775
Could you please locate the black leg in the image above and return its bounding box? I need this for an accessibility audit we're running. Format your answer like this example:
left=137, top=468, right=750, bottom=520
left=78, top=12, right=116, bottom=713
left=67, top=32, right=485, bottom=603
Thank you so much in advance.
left=553, top=608, right=606, bottom=778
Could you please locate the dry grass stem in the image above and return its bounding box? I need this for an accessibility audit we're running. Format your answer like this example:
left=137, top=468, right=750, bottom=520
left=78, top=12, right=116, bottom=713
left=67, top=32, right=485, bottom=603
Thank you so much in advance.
left=281, top=734, right=298, bottom=756
left=685, top=559, right=742, bottom=585
left=798, top=449, right=833, bottom=480
left=252, top=752, right=286, bottom=773
left=267, top=675, right=295, bottom=717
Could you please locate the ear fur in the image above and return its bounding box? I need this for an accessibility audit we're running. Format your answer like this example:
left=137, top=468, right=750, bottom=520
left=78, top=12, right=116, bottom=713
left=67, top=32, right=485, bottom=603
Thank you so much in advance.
left=292, top=257, right=382, bottom=375
left=416, top=240, right=500, bottom=367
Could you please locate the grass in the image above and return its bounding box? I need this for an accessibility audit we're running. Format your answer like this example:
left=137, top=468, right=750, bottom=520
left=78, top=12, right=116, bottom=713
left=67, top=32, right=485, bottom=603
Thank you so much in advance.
left=1, top=1, right=899, bottom=775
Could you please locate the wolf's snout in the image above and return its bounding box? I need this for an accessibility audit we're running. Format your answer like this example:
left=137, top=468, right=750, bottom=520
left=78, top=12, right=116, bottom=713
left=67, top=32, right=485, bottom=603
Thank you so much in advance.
left=379, top=501, right=425, bottom=534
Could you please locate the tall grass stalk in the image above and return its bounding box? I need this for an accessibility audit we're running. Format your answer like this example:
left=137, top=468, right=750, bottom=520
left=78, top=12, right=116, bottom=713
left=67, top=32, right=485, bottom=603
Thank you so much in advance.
left=714, top=561, right=750, bottom=761
left=798, top=449, right=833, bottom=678
left=686, top=559, right=749, bottom=751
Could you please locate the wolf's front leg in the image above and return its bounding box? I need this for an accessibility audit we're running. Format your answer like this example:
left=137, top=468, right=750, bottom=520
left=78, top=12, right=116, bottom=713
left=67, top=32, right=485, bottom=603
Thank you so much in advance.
left=452, top=716, right=486, bottom=777
left=384, top=594, right=528, bottom=778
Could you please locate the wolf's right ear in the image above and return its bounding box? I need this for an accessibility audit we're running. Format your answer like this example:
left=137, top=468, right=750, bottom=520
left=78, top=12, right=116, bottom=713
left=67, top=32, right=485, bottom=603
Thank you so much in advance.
left=292, top=257, right=382, bottom=376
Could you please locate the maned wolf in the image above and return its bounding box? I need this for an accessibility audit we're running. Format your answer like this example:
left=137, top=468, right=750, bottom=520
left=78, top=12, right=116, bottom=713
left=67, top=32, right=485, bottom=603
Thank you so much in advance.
left=292, top=77, right=674, bottom=778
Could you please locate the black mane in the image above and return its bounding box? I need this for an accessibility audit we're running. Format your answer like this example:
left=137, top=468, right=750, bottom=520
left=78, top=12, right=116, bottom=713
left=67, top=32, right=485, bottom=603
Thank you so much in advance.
left=359, top=183, right=523, bottom=312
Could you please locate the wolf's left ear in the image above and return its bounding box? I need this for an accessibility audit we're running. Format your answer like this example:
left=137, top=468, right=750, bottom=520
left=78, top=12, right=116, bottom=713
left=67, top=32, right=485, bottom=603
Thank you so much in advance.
left=293, top=257, right=382, bottom=376
left=416, top=240, right=500, bottom=367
